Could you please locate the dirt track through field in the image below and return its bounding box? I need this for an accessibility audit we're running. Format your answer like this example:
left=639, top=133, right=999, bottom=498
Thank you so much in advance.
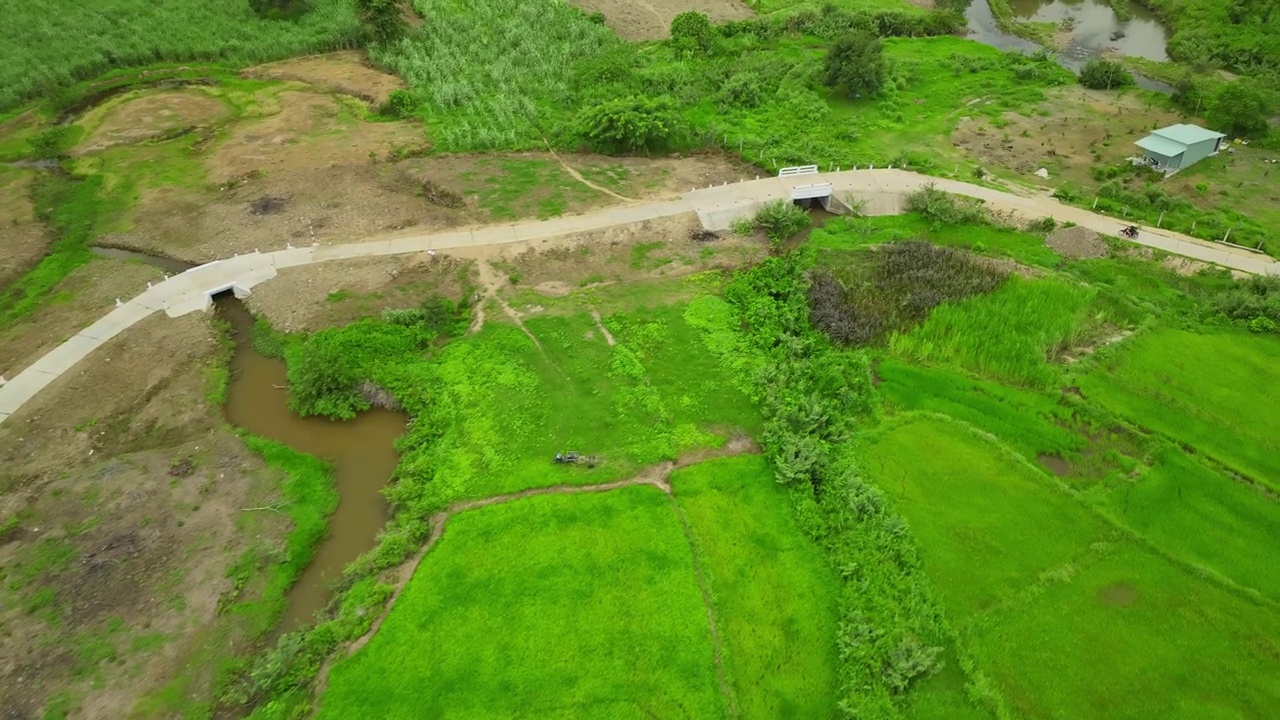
left=311, top=436, right=758, bottom=713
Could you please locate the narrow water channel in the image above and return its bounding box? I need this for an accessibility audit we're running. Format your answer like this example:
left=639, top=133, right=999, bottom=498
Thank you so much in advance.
left=89, top=246, right=405, bottom=632
left=218, top=299, right=406, bottom=632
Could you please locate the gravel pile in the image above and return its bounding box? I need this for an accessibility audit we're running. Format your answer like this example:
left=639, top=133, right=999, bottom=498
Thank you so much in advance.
left=1046, top=225, right=1108, bottom=259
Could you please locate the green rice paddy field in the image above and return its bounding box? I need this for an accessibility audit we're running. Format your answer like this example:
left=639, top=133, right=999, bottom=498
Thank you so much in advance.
left=292, top=211, right=1280, bottom=720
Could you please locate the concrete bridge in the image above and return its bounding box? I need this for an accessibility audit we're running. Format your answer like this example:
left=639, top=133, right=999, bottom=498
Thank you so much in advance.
left=2, top=168, right=1277, bottom=423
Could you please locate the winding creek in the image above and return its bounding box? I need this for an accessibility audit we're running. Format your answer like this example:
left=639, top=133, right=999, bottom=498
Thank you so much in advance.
left=964, top=0, right=1176, bottom=92
left=91, top=247, right=404, bottom=633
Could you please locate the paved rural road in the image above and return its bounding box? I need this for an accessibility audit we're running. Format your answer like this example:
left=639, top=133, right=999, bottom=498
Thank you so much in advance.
left=2, top=169, right=1277, bottom=422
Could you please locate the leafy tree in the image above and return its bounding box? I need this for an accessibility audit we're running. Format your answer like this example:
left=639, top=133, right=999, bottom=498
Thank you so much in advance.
left=354, top=0, right=409, bottom=42
left=670, top=11, right=715, bottom=56
left=824, top=32, right=886, bottom=99
left=576, top=96, right=684, bottom=153
left=1208, top=81, right=1274, bottom=137
left=1078, top=57, right=1133, bottom=90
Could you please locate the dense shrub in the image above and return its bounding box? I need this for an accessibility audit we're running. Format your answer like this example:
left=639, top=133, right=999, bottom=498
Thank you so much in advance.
left=905, top=184, right=985, bottom=225
left=378, top=89, right=417, bottom=118
left=824, top=32, right=887, bottom=99
left=1078, top=58, right=1134, bottom=90
left=670, top=11, right=715, bottom=56
left=753, top=199, right=812, bottom=241
left=1207, top=81, right=1275, bottom=138
left=713, top=249, right=949, bottom=715
left=576, top=96, right=685, bottom=153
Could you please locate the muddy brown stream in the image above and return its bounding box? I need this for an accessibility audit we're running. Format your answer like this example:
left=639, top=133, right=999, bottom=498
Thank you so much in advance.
left=91, top=245, right=404, bottom=631
left=218, top=299, right=405, bottom=632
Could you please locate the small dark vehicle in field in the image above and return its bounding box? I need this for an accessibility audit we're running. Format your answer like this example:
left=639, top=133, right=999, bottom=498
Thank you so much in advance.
left=553, top=451, right=600, bottom=468
left=1120, top=225, right=1139, bottom=239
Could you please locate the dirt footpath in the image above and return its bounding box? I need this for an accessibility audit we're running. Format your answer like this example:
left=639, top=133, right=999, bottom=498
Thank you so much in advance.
left=570, top=0, right=754, bottom=40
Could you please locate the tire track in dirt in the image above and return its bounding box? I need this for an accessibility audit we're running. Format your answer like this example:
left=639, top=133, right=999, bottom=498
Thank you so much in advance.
left=542, top=138, right=637, bottom=203
left=469, top=259, right=543, bottom=351
left=310, top=435, right=759, bottom=712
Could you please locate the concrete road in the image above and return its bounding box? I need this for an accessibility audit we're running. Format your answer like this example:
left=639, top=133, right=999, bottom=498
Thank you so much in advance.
left=2, top=168, right=1276, bottom=422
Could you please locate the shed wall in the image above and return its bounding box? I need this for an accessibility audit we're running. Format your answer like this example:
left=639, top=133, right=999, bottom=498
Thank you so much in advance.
left=1180, top=137, right=1220, bottom=168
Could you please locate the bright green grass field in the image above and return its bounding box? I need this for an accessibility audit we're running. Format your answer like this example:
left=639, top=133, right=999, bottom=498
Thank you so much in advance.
left=863, top=416, right=1113, bottom=615
left=863, top=416, right=1280, bottom=719
left=981, top=542, right=1280, bottom=720
left=671, top=455, right=839, bottom=718
left=318, top=486, right=724, bottom=719
left=1078, top=329, right=1280, bottom=489
left=1110, top=446, right=1280, bottom=601
left=416, top=302, right=758, bottom=504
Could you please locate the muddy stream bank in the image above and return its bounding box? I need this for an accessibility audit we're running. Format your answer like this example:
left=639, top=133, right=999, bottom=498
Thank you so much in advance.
left=90, top=246, right=404, bottom=633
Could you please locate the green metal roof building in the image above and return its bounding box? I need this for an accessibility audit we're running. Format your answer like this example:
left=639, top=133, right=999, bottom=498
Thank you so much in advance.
left=1135, top=124, right=1227, bottom=173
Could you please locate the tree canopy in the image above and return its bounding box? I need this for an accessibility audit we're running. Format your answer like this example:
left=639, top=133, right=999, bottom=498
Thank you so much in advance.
left=823, top=32, right=886, bottom=99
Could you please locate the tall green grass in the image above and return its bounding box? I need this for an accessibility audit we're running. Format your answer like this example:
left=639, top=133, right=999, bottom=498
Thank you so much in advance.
left=1078, top=328, right=1280, bottom=489
left=672, top=455, right=839, bottom=717
left=318, top=487, right=725, bottom=719
left=889, top=275, right=1095, bottom=387
left=0, top=1, right=359, bottom=112
left=373, top=0, right=619, bottom=150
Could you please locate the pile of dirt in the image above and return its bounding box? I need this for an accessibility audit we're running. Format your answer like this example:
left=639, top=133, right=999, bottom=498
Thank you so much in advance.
left=1046, top=225, right=1108, bottom=259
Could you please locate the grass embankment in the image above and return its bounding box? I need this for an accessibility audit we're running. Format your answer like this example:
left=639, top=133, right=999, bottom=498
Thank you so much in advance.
left=319, top=486, right=725, bottom=719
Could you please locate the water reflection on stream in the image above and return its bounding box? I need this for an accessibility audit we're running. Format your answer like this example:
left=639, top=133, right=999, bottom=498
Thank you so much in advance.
left=964, top=0, right=1175, bottom=92
left=218, top=299, right=405, bottom=632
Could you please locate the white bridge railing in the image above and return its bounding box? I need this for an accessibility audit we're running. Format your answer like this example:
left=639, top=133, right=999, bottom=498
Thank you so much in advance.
left=791, top=183, right=833, bottom=201
left=778, top=165, right=819, bottom=178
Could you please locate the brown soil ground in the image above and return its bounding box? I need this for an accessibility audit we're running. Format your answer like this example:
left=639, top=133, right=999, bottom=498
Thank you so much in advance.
left=0, top=167, right=46, bottom=287
left=952, top=86, right=1182, bottom=187
left=0, top=313, right=290, bottom=720
left=465, top=214, right=765, bottom=306
left=569, top=0, right=754, bottom=41
left=242, top=51, right=407, bottom=106
left=0, top=258, right=163, bottom=379
left=247, top=252, right=476, bottom=332
left=72, top=90, right=230, bottom=155
left=1046, top=224, right=1107, bottom=259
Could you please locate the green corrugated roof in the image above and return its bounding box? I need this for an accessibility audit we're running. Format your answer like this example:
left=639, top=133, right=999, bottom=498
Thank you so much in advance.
left=1135, top=134, right=1186, bottom=158
left=1151, top=123, right=1226, bottom=146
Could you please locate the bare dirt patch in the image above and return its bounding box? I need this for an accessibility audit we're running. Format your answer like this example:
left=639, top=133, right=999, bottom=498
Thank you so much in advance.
left=0, top=167, right=47, bottom=286
left=1097, top=581, right=1139, bottom=606
left=569, top=0, right=754, bottom=41
left=72, top=90, right=229, bottom=154
left=1161, top=255, right=1214, bottom=276
left=462, top=214, right=764, bottom=303
left=0, top=258, right=163, bottom=379
left=246, top=252, right=475, bottom=332
left=951, top=86, right=1181, bottom=187
left=1046, top=225, right=1107, bottom=259
left=0, top=313, right=279, bottom=720
left=243, top=51, right=406, bottom=106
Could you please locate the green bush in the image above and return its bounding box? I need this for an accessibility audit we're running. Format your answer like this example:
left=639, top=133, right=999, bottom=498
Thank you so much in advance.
left=904, top=184, right=985, bottom=225
left=1207, top=81, right=1275, bottom=138
left=753, top=199, right=811, bottom=241
left=670, top=11, right=715, bottom=56
left=824, top=31, right=886, bottom=99
left=378, top=89, right=417, bottom=118
left=1078, top=57, right=1134, bottom=90
left=575, top=96, right=685, bottom=153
